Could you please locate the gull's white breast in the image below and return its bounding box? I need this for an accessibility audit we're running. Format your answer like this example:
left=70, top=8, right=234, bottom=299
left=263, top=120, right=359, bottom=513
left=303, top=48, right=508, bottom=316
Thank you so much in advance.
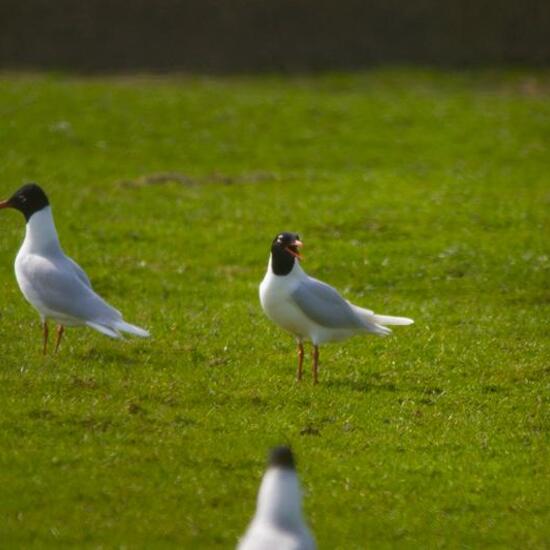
left=13, top=206, right=120, bottom=327
left=260, top=263, right=316, bottom=340
left=259, top=259, right=356, bottom=345
left=238, top=524, right=311, bottom=550
left=238, top=468, right=316, bottom=550
left=15, top=250, right=87, bottom=326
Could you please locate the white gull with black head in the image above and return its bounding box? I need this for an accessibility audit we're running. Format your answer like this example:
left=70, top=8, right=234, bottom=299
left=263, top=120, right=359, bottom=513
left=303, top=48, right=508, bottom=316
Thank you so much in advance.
left=237, top=446, right=316, bottom=550
left=259, top=232, right=414, bottom=383
left=0, top=183, right=149, bottom=353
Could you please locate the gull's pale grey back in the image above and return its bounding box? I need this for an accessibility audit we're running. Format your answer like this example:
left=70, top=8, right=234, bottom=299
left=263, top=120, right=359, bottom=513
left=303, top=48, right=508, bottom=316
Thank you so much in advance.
left=17, top=251, right=121, bottom=325
left=292, top=277, right=366, bottom=329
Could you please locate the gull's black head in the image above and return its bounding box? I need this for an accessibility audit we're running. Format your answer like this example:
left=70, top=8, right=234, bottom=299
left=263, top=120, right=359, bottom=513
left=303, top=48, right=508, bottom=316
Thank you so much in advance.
left=268, top=446, right=295, bottom=470
left=270, top=232, right=303, bottom=276
left=0, top=183, right=50, bottom=222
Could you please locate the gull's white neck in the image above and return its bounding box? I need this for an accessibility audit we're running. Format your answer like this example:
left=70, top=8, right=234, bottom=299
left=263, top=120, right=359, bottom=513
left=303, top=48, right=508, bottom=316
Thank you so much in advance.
left=254, top=468, right=304, bottom=531
left=21, top=206, right=62, bottom=255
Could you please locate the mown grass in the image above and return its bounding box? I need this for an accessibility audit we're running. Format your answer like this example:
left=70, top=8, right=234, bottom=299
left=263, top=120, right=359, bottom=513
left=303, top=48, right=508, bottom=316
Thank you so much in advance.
left=0, top=69, right=548, bottom=548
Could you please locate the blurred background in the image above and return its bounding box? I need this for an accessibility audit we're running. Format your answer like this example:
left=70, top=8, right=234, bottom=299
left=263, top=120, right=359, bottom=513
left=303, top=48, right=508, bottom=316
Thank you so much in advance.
left=1, top=0, right=549, bottom=73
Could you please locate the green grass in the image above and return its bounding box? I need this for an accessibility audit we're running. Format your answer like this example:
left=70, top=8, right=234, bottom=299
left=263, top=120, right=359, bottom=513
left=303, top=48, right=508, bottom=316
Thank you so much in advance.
left=0, top=69, right=548, bottom=548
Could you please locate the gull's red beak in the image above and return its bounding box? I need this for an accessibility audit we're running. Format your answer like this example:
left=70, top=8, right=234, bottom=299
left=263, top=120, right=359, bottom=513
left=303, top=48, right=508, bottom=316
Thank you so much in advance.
left=0, top=200, right=11, bottom=209
left=285, top=239, right=304, bottom=260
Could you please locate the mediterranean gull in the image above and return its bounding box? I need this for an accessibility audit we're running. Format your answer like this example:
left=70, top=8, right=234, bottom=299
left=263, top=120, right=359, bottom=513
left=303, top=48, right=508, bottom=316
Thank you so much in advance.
left=259, top=232, right=413, bottom=383
left=238, top=446, right=316, bottom=550
left=0, top=183, right=149, bottom=353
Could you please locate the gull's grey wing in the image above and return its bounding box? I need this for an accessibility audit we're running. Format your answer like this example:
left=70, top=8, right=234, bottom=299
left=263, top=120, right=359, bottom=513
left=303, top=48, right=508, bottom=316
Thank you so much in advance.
left=65, top=256, right=92, bottom=288
left=21, top=253, right=121, bottom=322
left=291, top=277, right=366, bottom=329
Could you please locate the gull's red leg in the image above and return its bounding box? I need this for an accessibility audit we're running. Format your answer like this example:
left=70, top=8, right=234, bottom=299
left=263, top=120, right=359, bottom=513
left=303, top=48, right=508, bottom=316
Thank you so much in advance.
left=42, top=321, right=49, bottom=355
left=296, top=340, right=304, bottom=382
left=312, top=345, right=319, bottom=385
left=54, top=325, right=64, bottom=353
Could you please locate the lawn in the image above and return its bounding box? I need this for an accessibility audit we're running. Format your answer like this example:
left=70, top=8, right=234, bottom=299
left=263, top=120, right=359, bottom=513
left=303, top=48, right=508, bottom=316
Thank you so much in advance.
left=0, top=70, right=548, bottom=548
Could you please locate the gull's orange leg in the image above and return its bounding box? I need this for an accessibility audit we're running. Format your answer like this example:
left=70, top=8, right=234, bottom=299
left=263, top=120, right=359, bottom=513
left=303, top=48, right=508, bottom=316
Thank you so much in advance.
left=42, top=321, right=49, bottom=356
left=54, top=325, right=64, bottom=353
left=312, top=345, right=319, bottom=385
left=296, top=340, right=304, bottom=382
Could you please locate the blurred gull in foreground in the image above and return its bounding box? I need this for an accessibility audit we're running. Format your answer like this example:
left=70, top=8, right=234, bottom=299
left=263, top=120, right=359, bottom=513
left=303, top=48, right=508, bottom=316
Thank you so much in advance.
left=260, top=232, right=413, bottom=383
left=0, top=183, right=149, bottom=354
left=238, top=446, right=316, bottom=550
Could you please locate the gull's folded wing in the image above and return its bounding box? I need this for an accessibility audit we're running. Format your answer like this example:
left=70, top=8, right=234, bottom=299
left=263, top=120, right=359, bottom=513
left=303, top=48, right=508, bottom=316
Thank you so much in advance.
left=66, top=256, right=92, bottom=288
left=20, top=253, right=121, bottom=323
left=291, top=277, right=366, bottom=329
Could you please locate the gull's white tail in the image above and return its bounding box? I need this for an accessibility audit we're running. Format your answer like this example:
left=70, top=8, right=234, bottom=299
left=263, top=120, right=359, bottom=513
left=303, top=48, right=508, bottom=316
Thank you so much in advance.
left=115, top=321, right=150, bottom=337
left=373, top=315, right=414, bottom=326
left=86, top=320, right=150, bottom=339
left=350, top=306, right=414, bottom=337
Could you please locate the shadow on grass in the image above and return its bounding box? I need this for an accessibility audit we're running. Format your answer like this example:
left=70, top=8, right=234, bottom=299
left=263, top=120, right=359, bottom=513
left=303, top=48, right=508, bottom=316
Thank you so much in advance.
left=325, top=377, right=445, bottom=398
left=74, top=346, right=144, bottom=366
left=325, top=378, right=401, bottom=393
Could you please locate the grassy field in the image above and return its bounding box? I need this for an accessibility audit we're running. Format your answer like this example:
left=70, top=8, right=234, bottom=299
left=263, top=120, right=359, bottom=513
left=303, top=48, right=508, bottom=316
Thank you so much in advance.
left=0, top=70, right=548, bottom=548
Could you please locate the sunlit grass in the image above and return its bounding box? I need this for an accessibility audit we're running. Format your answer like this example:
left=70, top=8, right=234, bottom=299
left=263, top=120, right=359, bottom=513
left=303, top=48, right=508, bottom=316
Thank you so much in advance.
left=0, top=69, right=548, bottom=548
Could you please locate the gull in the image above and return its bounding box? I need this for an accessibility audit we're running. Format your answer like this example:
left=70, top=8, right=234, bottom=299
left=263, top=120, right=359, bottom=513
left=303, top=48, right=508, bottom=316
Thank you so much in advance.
left=259, top=232, right=413, bottom=383
left=238, top=446, right=316, bottom=550
left=0, top=183, right=149, bottom=354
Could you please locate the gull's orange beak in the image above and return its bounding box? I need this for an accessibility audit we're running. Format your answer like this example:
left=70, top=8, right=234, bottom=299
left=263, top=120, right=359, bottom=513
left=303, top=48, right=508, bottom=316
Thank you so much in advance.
left=285, top=239, right=304, bottom=260
left=0, top=200, right=11, bottom=209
